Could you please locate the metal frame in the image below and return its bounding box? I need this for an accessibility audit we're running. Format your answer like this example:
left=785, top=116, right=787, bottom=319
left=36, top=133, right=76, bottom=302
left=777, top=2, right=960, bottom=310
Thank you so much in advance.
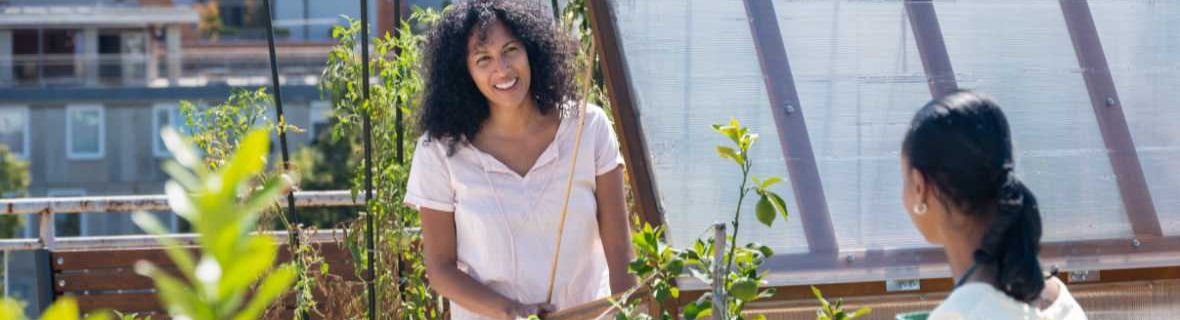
left=2, top=190, right=366, bottom=216
left=589, top=0, right=1171, bottom=277
left=0, top=190, right=367, bottom=251
left=0, top=229, right=362, bottom=252
left=683, top=234, right=1180, bottom=290
left=585, top=0, right=666, bottom=228
left=904, top=0, right=958, bottom=98
left=1058, top=0, right=1162, bottom=237
left=741, top=0, right=838, bottom=253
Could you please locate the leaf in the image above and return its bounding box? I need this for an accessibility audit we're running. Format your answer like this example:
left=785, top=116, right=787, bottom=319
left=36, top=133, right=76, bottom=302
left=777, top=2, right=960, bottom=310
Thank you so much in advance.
left=848, top=307, right=872, bottom=319
left=811, top=286, right=830, bottom=310
left=132, top=212, right=197, bottom=279
left=715, top=146, right=743, bottom=166
left=220, top=236, right=278, bottom=299
left=0, top=298, right=27, bottom=320
left=765, top=191, right=789, bottom=224
left=681, top=301, right=711, bottom=320
left=140, top=262, right=213, bottom=320
left=629, top=258, right=653, bottom=275
left=161, top=161, right=201, bottom=192
left=161, top=127, right=200, bottom=169
left=664, top=259, right=685, bottom=275
left=712, top=121, right=741, bottom=145
left=759, top=177, right=782, bottom=189
left=38, top=297, right=79, bottom=320
left=729, top=278, right=759, bottom=302
left=631, top=231, right=655, bottom=256
left=218, top=128, right=271, bottom=200
left=231, top=264, right=297, bottom=320
left=755, top=195, right=775, bottom=227
left=240, top=175, right=290, bottom=222
left=163, top=181, right=195, bottom=221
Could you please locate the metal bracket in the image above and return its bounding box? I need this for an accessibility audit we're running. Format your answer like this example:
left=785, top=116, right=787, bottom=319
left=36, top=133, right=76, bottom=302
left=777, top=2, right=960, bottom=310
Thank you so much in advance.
left=886, top=279, right=922, bottom=292
left=1069, top=270, right=1100, bottom=283
left=39, top=209, right=54, bottom=251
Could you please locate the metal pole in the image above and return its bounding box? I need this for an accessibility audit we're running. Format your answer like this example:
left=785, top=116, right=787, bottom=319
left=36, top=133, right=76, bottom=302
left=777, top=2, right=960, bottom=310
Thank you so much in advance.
left=741, top=0, right=838, bottom=253
left=584, top=0, right=666, bottom=229
left=361, top=0, right=378, bottom=319
left=712, top=223, right=726, bottom=320
left=260, top=0, right=307, bottom=318
left=550, top=0, right=561, bottom=20
left=904, top=0, right=958, bottom=98
left=303, top=0, right=311, bottom=41
left=1059, top=0, right=1162, bottom=237
left=394, top=0, right=404, bottom=165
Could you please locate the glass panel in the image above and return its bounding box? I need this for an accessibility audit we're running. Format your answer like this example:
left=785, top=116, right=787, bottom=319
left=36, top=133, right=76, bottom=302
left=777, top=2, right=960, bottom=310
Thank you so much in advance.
left=42, top=29, right=78, bottom=81
left=609, top=0, right=809, bottom=254
left=0, top=108, right=27, bottom=156
left=773, top=0, right=931, bottom=250
left=1090, top=0, right=1180, bottom=236
left=937, top=0, right=1132, bottom=241
left=12, top=29, right=39, bottom=85
left=70, top=108, right=102, bottom=155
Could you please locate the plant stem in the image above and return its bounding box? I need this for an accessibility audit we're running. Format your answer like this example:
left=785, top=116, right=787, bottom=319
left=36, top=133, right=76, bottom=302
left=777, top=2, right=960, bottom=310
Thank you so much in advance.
left=724, top=161, right=752, bottom=281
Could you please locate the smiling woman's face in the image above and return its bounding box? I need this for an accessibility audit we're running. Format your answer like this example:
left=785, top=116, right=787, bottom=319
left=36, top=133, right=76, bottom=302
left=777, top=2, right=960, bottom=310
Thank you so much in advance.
left=467, top=19, right=532, bottom=109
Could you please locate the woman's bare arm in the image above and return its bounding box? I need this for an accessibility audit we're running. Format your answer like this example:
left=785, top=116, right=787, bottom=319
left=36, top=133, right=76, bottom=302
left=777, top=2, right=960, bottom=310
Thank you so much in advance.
left=595, top=166, right=638, bottom=294
left=420, top=207, right=553, bottom=319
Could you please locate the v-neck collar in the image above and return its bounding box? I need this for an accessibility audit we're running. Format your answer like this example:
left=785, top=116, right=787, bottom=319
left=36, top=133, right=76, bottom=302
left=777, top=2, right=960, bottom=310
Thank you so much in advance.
left=472, top=116, right=569, bottom=180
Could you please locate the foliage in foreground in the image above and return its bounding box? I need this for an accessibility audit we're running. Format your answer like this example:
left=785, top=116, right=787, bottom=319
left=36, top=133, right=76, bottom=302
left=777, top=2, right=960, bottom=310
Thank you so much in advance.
left=130, top=128, right=296, bottom=320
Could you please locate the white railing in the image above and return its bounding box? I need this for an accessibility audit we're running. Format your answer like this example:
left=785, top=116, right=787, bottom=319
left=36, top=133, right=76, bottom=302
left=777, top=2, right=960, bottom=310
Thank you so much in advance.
left=0, top=190, right=369, bottom=251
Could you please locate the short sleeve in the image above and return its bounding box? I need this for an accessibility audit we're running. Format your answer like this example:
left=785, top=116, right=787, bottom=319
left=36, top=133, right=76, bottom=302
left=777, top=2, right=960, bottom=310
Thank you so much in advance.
left=403, top=135, right=456, bottom=213
left=589, top=105, right=625, bottom=175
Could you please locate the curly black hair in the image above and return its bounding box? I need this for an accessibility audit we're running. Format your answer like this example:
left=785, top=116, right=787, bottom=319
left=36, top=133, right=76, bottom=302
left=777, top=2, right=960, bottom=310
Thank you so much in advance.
left=418, top=0, right=578, bottom=154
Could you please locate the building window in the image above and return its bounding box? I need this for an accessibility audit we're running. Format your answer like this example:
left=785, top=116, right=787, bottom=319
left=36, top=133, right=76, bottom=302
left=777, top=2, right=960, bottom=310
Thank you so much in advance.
left=0, top=106, right=30, bottom=158
left=11, top=29, right=81, bottom=85
left=66, top=104, right=105, bottom=160
left=153, top=103, right=188, bottom=158
left=47, top=189, right=87, bottom=237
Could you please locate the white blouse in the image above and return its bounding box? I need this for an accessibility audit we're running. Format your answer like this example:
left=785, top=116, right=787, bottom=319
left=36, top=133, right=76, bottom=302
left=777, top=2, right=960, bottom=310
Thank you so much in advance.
left=929, top=277, right=1088, bottom=320
left=404, top=105, right=625, bottom=320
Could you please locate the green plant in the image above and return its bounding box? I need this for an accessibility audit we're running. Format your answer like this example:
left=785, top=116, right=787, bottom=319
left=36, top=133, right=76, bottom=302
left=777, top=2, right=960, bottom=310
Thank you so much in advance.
left=611, top=119, right=787, bottom=320
left=560, top=0, right=609, bottom=109
left=0, top=145, right=30, bottom=240
left=318, top=7, right=443, bottom=320
left=130, top=128, right=297, bottom=320
left=812, top=286, right=871, bottom=320
left=180, top=87, right=281, bottom=172
left=0, top=297, right=111, bottom=320
left=180, top=88, right=328, bottom=320
left=711, top=118, right=789, bottom=274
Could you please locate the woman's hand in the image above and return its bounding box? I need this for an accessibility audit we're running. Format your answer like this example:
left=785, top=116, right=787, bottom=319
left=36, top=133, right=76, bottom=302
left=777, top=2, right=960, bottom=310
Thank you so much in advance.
left=503, top=302, right=555, bottom=319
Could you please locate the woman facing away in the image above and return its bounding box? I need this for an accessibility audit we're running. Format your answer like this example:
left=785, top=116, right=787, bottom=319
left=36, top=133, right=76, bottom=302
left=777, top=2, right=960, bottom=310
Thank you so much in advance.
left=900, top=90, right=1087, bottom=320
left=403, top=0, right=635, bottom=319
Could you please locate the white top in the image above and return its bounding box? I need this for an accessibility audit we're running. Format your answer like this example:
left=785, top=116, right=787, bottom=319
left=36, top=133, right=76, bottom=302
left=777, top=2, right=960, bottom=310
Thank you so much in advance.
left=404, top=105, right=625, bottom=320
left=929, top=277, right=1087, bottom=320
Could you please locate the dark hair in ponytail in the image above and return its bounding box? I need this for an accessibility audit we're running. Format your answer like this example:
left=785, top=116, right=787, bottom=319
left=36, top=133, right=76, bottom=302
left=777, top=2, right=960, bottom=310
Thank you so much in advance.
left=902, top=91, right=1044, bottom=303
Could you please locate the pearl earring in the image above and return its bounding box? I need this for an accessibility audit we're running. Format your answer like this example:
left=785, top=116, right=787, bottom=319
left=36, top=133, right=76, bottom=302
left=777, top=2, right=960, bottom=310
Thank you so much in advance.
left=913, top=203, right=928, bottom=215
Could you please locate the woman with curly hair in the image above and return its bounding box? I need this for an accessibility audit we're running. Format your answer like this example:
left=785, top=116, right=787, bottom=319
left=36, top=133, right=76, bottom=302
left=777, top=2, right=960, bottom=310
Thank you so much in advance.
left=403, top=0, right=635, bottom=319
